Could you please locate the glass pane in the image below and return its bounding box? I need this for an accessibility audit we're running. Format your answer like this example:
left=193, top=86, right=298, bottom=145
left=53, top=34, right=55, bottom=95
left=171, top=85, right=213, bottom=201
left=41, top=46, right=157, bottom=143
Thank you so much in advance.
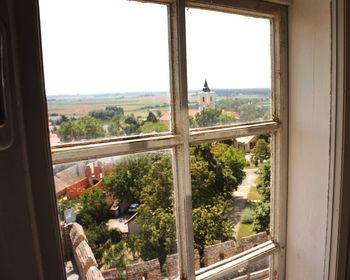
left=54, top=151, right=177, bottom=279
left=190, top=135, right=271, bottom=270
left=39, top=0, right=171, bottom=145
left=217, top=257, right=271, bottom=279
left=186, top=9, right=272, bottom=128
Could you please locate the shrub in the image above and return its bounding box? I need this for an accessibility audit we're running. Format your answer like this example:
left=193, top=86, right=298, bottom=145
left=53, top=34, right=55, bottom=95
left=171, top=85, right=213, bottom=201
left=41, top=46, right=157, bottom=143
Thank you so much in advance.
left=240, top=207, right=255, bottom=224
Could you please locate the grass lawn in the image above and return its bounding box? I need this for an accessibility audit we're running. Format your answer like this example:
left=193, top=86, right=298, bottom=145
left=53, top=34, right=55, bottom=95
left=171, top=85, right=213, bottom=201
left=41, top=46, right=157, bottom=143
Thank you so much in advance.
left=236, top=223, right=255, bottom=244
left=247, top=186, right=262, bottom=201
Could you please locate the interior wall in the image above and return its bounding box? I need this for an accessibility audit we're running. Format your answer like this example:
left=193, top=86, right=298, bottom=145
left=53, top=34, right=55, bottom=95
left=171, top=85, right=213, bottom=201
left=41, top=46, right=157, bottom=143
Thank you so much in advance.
left=287, top=0, right=331, bottom=279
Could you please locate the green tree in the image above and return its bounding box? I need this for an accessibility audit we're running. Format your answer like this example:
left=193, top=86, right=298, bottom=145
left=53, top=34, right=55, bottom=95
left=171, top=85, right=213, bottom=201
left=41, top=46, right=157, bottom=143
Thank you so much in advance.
left=58, top=121, right=81, bottom=142
left=253, top=160, right=271, bottom=233
left=219, top=113, right=236, bottom=125
left=77, top=187, right=109, bottom=228
left=122, top=114, right=142, bottom=135
left=251, top=139, right=271, bottom=165
left=195, top=108, right=222, bottom=127
left=134, top=155, right=176, bottom=265
left=146, top=111, right=158, bottom=123
left=60, top=114, right=69, bottom=123
left=85, top=224, right=122, bottom=264
left=78, top=115, right=105, bottom=140
left=102, top=144, right=246, bottom=264
left=193, top=200, right=235, bottom=255
left=138, top=209, right=176, bottom=266
left=58, top=116, right=105, bottom=142
left=104, top=155, right=155, bottom=203
left=190, top=143, right=246, bottom=207
left=127, top=235, right=142, bottom=261
left=102, top=240, right=128, bottom=278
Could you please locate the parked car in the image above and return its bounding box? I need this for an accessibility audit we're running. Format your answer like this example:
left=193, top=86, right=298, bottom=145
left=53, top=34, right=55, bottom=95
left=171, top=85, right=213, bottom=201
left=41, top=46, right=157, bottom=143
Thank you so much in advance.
left=128, top=203, right=139, bottom=213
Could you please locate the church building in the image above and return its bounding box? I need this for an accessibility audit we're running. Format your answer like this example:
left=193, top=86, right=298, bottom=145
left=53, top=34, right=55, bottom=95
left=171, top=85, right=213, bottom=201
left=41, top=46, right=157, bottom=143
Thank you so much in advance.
left=198, top=80, right=215, bottom=111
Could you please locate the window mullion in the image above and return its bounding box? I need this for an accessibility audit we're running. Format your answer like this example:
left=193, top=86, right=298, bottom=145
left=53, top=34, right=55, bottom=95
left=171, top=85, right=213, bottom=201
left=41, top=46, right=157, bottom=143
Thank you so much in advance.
left=270, top=6, right=288, bottom=280
left=169, top=0, right=196, bottom=279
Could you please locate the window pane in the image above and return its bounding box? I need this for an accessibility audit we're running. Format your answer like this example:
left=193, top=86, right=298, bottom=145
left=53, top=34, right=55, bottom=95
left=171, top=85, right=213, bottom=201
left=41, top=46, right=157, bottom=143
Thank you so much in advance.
left=186, top=9, right=272, bottom=128
left=190, top=135, right=271, bottom=270
left=54, top=151, right=177, bottom=279
left=39, top=0, right=171, bottom=145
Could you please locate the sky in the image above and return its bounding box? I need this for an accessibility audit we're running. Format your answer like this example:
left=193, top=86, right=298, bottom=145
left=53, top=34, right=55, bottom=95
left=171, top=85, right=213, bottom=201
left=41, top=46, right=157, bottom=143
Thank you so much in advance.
left=39, top=0, right=271, bottom=95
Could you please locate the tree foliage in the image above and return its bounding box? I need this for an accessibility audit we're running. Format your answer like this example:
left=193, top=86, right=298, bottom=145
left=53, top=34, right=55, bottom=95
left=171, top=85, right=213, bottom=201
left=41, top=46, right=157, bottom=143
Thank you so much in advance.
left=192, top=199, right=234, bottom=254
left=250, top=139, right=271, bottom=166
left=77, top=187, right=109, bottom=228
left=89, top=106, right=124, bottom=121
left=194, top=108, right=223, bottom=127
left=190, top=143, right=246, bottom=207
left=253, top=160, right=271, bottom=233
left=146, top=111, right=158, bottom=123
left=217, top=98, right=271, bottom=123
left=58, top=115, right=105, bottom=142
left=103, top=143, right=247, bottom=264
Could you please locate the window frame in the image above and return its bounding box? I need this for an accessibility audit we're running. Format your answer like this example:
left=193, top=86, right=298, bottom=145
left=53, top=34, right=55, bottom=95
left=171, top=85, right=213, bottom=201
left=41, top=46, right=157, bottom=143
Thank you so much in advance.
left=48, top=0, right=288, bottom=279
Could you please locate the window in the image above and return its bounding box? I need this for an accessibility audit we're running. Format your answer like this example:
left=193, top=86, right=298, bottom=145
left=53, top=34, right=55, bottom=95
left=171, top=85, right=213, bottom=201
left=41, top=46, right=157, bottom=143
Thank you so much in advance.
left=40, top=0, right=287, bottom=279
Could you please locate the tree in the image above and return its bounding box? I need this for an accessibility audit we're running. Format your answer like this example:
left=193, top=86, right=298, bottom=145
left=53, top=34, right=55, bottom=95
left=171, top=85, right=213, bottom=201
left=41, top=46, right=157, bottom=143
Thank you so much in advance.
left=60, top=114, right=69, bottom=123
left=77, top=187, right=109, bottom=228
left=122, top=114, right=142, bottom=135
left=102, top=240, right=129, bottom=278
left=250, top=139, right=271, bottom=165
left=104, top=155, right=155, bottom=203
left=190, top=143, right=246, bottom=207
left=253, top=160, right=271, bottom=233
left=89, top=106, right=124, bottom=121
left=103, top=144, right=247, bottom=264
left=146, top=111, right=158, bottom=123
left=58, top=121, right=81, bottom=142
left=219, top=113, right=236, bottom=125
left=78, top=115, right=105, bottom=140
left=130, top=155, right=176, bottom=266
left=57, top=116, right=105, bottom=142
left=85, top=224, right=122, bottom=264
left=138, top=209, right=176, bottom=266
left=193, top=200, right=235, bottom=255
left=195, top=108, right=222, bottom=127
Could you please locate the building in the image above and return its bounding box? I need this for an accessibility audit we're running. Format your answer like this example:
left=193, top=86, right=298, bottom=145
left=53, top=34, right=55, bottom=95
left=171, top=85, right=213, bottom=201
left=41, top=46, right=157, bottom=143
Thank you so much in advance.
left=198, top=79, right=215, bottom=111
left=233, top=135, right=255, bottom=153
left=2, top=1, right=350, bottom=280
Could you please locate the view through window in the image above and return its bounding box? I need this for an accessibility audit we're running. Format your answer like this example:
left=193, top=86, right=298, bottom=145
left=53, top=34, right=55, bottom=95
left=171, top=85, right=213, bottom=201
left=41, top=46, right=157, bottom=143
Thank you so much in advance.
left=39, top=0, right=287, bottom=279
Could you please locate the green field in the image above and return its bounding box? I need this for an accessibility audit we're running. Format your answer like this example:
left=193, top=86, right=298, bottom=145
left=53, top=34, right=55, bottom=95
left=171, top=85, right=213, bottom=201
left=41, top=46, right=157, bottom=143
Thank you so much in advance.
left=47, top=90, right=271, bottom=120
left=47, top=95, right=171, bottom=118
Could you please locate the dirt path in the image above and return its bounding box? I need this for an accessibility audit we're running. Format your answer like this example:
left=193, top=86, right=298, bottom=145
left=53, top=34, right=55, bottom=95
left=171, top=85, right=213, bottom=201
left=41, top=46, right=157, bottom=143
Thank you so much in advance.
left=228, top=167, right=258, bottom=236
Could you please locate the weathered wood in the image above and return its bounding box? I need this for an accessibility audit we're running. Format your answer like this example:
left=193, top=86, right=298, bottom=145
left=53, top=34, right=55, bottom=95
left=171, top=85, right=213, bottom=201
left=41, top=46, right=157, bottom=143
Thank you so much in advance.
left=75, top=240, right=98, bottom=277
left=196, top=241, right=278, bottom=280
left=69, top=222, right=87, bottom=249
left=86, top=266, right=105, bottom=280
left=51, top=135, right=182, bottom=164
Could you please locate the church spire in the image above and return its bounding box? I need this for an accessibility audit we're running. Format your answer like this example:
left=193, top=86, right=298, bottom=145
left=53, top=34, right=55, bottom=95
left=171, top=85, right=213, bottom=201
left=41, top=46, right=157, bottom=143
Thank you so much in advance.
left=203, top=79, right=210, bottom=92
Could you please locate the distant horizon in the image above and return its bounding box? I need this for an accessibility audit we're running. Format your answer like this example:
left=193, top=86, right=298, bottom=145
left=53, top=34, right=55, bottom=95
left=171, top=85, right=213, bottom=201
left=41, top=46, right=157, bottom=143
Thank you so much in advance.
left=46, top=87, right=271, bottom=98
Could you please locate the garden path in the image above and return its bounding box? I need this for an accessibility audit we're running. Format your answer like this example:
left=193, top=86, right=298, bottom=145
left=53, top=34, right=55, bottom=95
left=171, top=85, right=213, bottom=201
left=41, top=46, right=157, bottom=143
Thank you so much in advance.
left=229, top=167, right=258, bottom=236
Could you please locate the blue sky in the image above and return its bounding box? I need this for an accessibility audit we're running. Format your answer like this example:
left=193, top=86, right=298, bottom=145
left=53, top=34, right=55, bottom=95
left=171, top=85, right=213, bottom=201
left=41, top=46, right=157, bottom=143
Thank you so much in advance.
left=39, top=0, right=271, bottom=95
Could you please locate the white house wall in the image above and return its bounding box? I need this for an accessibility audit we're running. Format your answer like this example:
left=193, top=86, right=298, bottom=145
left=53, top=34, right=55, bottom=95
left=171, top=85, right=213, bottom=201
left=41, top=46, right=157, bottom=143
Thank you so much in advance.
left=287, top=0, right=331, bottom=279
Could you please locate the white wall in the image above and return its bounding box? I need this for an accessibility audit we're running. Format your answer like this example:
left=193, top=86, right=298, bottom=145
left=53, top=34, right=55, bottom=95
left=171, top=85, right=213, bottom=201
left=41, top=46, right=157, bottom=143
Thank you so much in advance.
left=287, top=0, right=331, bottom=279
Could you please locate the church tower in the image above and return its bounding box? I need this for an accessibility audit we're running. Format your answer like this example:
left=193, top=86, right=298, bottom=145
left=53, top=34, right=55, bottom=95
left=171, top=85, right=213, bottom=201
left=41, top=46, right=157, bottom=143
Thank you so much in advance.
left=198, top=79, right=215, bottom=111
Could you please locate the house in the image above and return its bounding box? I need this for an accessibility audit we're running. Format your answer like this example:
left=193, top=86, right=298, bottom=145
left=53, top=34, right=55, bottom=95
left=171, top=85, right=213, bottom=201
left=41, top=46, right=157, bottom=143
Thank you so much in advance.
left=2, top=1, right=350, bottom=280
left=124, top=213, right=142, bottom=235
left=233, top=135, right=256, bottom=153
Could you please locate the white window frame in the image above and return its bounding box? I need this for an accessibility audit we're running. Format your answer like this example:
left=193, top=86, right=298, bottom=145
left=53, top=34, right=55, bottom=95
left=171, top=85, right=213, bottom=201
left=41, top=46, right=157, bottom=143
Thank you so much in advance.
left=49, top=0, right=288, bottom=279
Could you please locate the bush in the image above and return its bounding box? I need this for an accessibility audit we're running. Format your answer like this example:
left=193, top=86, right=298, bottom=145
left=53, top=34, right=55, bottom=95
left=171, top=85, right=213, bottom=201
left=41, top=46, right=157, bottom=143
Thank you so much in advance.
left=240, top=207, right=255, bottom=224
